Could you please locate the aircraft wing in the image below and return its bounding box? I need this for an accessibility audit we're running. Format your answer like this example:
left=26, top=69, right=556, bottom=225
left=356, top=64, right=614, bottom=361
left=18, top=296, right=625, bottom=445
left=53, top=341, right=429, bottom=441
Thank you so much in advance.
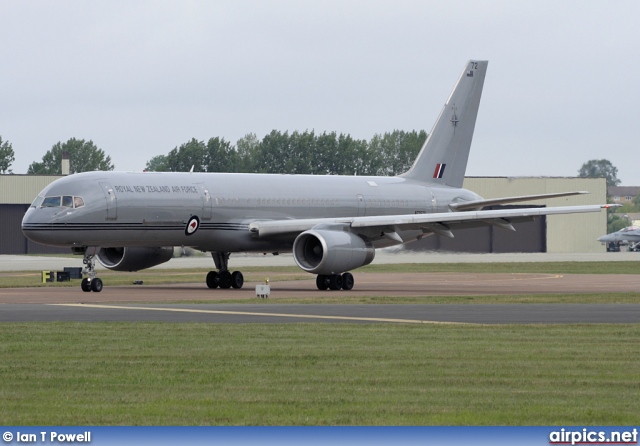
left=249, top=204, right=614, bottom=241
left=448, top=191, right=589, bottom=211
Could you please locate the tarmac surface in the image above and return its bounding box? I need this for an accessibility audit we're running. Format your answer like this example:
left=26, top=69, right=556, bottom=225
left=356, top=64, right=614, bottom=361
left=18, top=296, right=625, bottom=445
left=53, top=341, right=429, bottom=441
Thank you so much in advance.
left=1, top=250, right=639, bottom=323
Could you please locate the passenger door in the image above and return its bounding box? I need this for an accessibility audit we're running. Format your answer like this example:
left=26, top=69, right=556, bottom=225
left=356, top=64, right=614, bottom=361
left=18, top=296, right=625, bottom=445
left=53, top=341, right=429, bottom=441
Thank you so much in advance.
left=99, top=182, right=117, bottom=220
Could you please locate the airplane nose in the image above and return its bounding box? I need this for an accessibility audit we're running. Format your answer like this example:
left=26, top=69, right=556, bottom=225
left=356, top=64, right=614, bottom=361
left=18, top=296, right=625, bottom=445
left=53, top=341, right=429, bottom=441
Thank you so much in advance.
left=21, top=207, right=56, bottom=246
left=597, top=235, right=611, bottom=242
left=21, top=207, right=36, bottom=228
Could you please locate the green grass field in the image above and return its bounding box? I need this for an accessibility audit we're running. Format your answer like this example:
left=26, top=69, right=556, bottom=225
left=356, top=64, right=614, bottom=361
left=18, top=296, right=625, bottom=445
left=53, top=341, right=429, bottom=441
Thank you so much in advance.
left=1, top=322, right=638, bottom=425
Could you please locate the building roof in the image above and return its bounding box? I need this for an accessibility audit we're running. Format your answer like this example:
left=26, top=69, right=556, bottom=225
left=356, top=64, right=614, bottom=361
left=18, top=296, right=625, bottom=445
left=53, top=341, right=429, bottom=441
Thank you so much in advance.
left=608, top=186, right=640, bottom=197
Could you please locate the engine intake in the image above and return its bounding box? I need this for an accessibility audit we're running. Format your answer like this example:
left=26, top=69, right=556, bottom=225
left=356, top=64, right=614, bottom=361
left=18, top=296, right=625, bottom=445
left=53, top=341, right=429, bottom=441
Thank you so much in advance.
left=293, top=229, right=375, bottom=275
left=97, top=247, right=174, bottom=272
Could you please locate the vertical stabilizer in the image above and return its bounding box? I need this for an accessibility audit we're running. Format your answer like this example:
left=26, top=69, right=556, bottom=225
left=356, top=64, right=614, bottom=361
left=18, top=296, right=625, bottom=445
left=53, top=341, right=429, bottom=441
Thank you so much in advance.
left=400, top=60, right=487, bottom=187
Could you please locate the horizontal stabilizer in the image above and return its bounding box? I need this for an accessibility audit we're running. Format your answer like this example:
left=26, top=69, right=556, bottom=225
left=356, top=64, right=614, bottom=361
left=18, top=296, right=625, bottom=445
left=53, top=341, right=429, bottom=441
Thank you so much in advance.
left=449, top=191, right=589, bottom=211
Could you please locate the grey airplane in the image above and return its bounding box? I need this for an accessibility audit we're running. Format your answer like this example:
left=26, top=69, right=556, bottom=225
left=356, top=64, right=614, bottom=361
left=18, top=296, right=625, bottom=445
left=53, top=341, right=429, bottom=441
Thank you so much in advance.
left=598, top=226, right=640, bottom=252
left=22, top=60, right=613, bottom=293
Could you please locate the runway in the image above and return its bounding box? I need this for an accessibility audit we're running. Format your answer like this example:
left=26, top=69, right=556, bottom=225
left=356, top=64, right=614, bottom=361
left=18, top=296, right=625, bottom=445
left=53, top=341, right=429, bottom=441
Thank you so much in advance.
left=1, top=302, right=639, bottom=324
left=1, top=270, right=639, bottom=323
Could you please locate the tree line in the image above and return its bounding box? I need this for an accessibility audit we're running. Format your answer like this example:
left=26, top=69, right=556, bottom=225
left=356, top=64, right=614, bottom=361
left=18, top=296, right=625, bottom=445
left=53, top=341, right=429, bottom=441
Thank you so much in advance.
left=1, top=133, right=626, bottom=184
left=0, top=136, right=114, bottom=175
left=0, top=130, right=428, bottom=177
left=146, top=130, right=428, bottom=176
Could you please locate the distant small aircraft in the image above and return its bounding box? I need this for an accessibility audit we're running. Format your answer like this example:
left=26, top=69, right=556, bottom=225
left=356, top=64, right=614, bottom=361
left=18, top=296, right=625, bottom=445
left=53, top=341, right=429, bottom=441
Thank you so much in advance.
left=22, top=60, right=613, bottom=293
left=598, top=226, right=640, bottom=252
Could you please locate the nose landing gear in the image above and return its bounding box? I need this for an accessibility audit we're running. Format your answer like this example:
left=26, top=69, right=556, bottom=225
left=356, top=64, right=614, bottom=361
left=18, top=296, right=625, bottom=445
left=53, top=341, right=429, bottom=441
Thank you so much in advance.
left=80, top=249, right=103, bottom=293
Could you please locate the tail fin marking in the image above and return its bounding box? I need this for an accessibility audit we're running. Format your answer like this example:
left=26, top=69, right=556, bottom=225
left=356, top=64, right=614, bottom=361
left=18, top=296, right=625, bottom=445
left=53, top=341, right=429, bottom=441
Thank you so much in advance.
left=433, top=163, right=446, bottom=179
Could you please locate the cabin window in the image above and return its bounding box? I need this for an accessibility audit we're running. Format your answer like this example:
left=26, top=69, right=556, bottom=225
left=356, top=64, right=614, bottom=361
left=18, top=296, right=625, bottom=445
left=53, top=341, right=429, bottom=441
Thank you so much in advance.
left=62, top=196, right=74, bottom=207
left=74, top=197, right=85, bottom=208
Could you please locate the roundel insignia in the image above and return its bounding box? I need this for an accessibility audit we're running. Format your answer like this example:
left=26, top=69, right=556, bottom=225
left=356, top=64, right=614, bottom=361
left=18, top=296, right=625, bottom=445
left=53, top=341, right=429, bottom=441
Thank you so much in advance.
left=185, top=216, right=200, bottom=236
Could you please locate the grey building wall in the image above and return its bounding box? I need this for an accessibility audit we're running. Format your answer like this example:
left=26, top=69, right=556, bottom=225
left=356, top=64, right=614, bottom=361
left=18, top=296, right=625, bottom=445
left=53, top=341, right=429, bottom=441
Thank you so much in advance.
left=463, top=177, right=607, bottom=253
left=404, top=205, right=546, bottom=253
left=0, top=175, right=63, bottom=204
left=0, top=204, right=68, bottom=254
left=1, top=175, right=68, bottom=254
left=0, top=204, right=29, bottom=254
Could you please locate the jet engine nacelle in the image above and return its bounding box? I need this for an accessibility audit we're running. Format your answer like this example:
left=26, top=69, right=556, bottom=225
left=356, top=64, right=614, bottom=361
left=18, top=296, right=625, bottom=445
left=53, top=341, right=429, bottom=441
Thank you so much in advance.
left=97, top=247, right=174, bottom=272
left=293, top=229, right=375, bottom=275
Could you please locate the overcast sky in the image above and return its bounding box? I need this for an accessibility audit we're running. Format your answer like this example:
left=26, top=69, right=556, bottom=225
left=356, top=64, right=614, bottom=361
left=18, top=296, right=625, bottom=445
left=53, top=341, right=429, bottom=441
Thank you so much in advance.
left=2, top=1, right=639, bottom=184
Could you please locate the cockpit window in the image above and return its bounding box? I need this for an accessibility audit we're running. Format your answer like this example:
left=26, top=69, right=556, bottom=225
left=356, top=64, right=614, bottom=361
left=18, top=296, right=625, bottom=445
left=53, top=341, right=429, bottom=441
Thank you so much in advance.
left=30, top=196, right=44, bottom=208
left=42, top=196, right=61, bottom=208
left=34, top=195, right=85, bottom=209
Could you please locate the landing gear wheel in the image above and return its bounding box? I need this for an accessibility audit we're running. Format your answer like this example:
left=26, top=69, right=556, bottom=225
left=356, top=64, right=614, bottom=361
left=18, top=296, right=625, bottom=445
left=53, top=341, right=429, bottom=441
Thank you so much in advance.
left=328, top=274, right=343, bottom=291
left=206, top=271, right=219, bottom=289
left=231, top=271, right=244, bottom=289
left=209, top=252, right=243, bottom=290
left=341, top=272, right=354, bottom=291
left=316, top=275, right=329, bottom=291
left=90, top=278, right=103, bottom=293
left=218, top=271, right=232, bottom=289
left=80, top=248, right=100, bottom=292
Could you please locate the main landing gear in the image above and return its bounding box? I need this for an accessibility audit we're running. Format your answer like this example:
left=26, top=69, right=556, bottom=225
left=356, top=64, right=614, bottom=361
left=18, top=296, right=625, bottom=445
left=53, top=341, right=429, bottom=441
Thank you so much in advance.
left=316, top=272, right=354, bottom=291
left=80, top=249, right=103, bottom=293
left=206, top=251, right=244, bottom=289
left=202, top=252, right=355, bottom=292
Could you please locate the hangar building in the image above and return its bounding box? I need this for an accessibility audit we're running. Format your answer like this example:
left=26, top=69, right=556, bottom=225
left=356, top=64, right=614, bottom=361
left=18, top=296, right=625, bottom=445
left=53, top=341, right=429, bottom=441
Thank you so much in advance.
left=408, top=176, right=607, bottom=253
left=0, top=174, right=608, bottom=255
